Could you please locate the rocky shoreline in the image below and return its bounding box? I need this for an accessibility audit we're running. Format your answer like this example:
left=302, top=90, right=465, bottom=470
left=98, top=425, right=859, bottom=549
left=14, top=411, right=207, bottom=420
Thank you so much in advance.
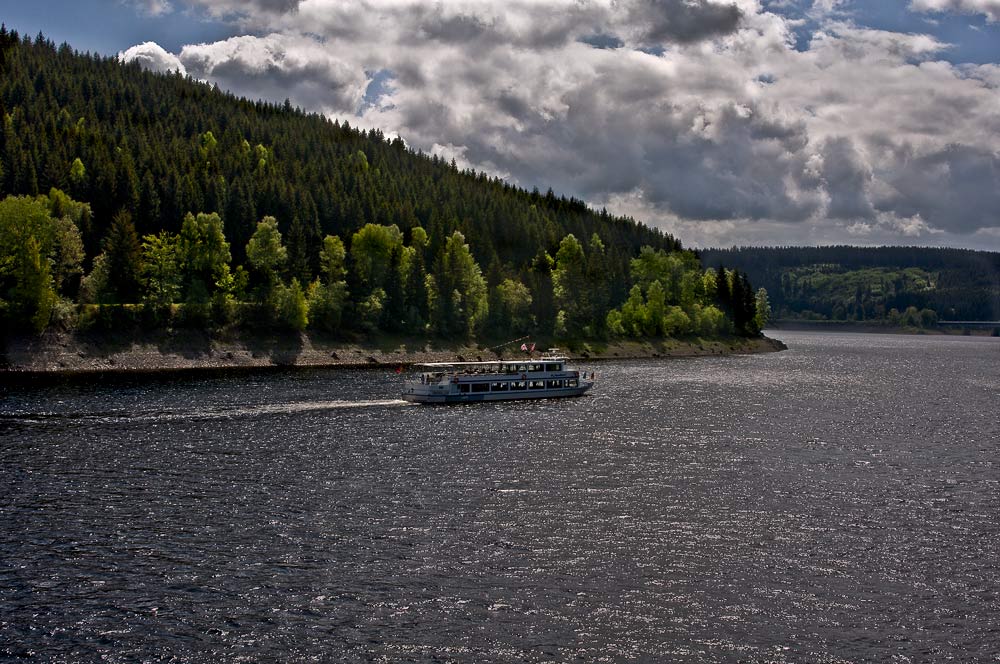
left=1, top=331, right=787, bottom=378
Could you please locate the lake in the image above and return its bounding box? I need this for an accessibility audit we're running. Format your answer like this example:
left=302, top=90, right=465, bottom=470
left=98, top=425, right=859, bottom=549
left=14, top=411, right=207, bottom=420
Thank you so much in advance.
left=2, top=331, right=998, bottom=662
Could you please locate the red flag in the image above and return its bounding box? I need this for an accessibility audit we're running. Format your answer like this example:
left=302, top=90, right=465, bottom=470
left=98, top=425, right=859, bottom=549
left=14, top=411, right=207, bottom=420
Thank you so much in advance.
left=520, top=343, right=528, bottom=352
left=529, top=343, right=536, bottom=352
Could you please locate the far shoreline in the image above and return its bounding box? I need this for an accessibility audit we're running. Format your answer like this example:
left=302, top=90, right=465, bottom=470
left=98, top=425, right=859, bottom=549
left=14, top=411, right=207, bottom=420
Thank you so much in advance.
left=769, top=319, right=999, bottom=336
left=1, top=331, right=787, bottom=382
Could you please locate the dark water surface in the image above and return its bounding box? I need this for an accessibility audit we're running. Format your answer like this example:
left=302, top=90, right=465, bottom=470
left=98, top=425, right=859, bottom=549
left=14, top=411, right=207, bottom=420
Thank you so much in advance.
left=2, top=331, right=999, bottom=662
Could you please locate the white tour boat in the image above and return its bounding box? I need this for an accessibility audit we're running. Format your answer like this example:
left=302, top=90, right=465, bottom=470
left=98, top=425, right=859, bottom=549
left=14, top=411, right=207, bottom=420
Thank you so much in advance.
left=402, top=352, right=595, bottom=404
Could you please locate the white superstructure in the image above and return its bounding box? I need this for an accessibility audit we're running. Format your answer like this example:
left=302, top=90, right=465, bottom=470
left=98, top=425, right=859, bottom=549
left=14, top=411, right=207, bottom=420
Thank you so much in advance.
left=402, top=353, right=594, bottom=404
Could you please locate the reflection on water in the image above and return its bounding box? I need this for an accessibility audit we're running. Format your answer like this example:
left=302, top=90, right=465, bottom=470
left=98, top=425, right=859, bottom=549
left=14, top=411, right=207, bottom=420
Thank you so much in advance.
left=2, top=331, right=998, bottom=662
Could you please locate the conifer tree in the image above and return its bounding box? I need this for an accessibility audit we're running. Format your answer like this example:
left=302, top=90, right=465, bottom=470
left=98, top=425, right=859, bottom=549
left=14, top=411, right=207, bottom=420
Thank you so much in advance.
left=381, top=245, right=405, bottom=332
left=552, top=234, right=588, bottom=336
left=103, top=209, right=143, bottom=303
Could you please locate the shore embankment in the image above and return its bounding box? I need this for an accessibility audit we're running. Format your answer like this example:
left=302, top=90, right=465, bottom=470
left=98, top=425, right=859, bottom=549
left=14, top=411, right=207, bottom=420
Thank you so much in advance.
left=1, top=331, right=786, bottom=379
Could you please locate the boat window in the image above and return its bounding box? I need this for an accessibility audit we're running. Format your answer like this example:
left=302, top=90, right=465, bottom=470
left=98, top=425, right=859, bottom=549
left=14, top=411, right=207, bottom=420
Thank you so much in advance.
left=529, top=380, right=545, bottom=389
left=567, top=379, right=578, bottom=388
left=459, top=383, right=470, bottom=393
left=516, top=364, right=527, bottom=372
left=510, top=381, right=526, bottom=390
left=491, top=382, right=509, bottom=392
left=471, top=382, right=489, bottom=393
left=545, top=363, right=560, bottom=371
left=546, top=379, right=563, bottom=389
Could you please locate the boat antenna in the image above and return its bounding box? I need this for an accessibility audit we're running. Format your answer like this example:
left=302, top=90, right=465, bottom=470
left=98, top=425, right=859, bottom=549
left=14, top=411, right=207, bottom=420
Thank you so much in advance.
left=485, top=335, right=531, bottom=358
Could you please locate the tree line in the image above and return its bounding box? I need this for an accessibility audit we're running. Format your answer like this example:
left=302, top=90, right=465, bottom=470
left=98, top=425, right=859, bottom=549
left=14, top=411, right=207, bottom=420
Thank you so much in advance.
left=0, top=29, right=766, bottom=340
left=701, top=246, right=1000, bottom=323
left=0, top=190, right=766, bottom=339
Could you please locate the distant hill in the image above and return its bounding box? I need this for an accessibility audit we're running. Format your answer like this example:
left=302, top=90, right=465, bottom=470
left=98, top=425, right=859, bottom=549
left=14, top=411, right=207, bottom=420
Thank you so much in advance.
left=700, top=246, right=1000, bottom=323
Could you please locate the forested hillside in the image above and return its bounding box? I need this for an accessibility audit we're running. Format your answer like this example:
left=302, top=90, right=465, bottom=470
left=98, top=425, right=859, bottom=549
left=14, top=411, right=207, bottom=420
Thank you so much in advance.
left=701, top=246, right=1000, bottom=324
left=0, top=29, right=763, bottom=340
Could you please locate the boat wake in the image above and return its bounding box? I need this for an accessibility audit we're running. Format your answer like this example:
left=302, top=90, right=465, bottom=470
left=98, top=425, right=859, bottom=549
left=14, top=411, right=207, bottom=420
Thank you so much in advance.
left=1, top=399, right=414, bottom=425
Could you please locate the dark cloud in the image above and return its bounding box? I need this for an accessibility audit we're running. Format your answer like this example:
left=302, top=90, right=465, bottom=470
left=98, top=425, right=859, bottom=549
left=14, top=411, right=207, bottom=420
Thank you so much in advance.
left=418, top=12, right=495, bottom=44
left=821, top=137, right=876, bottom=220
left=879, top=144, right=1000, bottom=233
left=622, top=0, right=742, bottom=44
left=182, top=0, right=302, bottom=17
left=635, top=107, right=819, bottom=222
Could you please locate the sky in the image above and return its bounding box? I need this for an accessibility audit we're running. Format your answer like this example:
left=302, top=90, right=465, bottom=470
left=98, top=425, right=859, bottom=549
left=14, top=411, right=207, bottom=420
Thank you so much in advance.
left=3, top=0, right=1000, bottom=250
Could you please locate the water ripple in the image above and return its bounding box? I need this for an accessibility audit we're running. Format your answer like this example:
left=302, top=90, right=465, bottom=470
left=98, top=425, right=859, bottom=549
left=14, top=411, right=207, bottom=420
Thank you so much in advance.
left=2, top=331, right=999, bottom=661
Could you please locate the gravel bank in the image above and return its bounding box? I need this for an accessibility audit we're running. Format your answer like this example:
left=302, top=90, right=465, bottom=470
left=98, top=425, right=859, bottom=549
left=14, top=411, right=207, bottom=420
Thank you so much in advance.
left=1, top=331, right=786, bottom=378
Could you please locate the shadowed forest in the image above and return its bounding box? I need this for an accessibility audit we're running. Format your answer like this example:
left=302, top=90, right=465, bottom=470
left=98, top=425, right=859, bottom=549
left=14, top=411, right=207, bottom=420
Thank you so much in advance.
left=701, top=246, right=1000, bottom=327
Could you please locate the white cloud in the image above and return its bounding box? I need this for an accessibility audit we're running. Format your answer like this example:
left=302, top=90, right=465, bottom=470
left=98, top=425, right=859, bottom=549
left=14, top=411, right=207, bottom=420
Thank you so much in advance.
left=119, top=41, right=186, bottom=75
left=122, top=0, right=1000, bottom=247
left=909, top=0, right=1000, bottom=22
left=179, top=34, right=369, bottom=115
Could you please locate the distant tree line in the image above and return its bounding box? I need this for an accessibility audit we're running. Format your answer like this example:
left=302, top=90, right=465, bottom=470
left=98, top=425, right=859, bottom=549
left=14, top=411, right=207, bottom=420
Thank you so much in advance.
left=0, top=29, right=766, bottom=340
left=701, top=246, right=1000, bottom=323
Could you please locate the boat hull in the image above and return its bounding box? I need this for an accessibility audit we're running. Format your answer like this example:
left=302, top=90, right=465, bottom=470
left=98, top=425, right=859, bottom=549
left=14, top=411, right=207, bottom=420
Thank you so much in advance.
left=403, top=383, right=593, bottom=404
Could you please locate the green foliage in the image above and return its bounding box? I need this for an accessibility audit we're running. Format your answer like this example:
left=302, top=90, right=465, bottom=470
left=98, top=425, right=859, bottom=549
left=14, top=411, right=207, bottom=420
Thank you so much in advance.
left=246, top=216, right=287, bottom=297
left=49, top=217, right=84, bottom=294
left=309, top=234, right=349, bottom=333
left=694, top=304, right=727, bottom=335
left=494, top=278, right=534, bottom=335
left=897, top=305, right=938, bottom=329
left=663, top=305, right=691, bottom=336
left=79, top=254, right=110, bottom=305
left=274, top=278, right=308, bottom=331
left=69, top=157, right=85, bottom=182
left=754, top=288, right=771, bottom=330
left=18, top=236, right=56, bottom=332
left=431, top=231, right=488, bottom=337
left=350, top=223, right=403, bottom=296
left=307, top=279, right=348, bottom=333
left=0, top=193, right=83, bottom=332
left=178, top=211, right=231, bottom=302
left=616, top=285, right=647, bottom=337
left=605, top=246, right=745, bottom=339
left=140, top=231, right=181, bottom=310
left=552, top=234, right=589, bottom=336
left=357, top=288, right=385, bottom=331
left=319, top=235, right=347, bottom=283
left=409, top=226, right=428, bottom=252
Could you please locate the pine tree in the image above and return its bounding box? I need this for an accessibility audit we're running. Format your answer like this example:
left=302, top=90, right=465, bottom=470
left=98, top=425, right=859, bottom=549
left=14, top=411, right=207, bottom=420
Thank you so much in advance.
left=103, top=209, right=143, bottom=303
left=380, top=245, right=405, bottom=331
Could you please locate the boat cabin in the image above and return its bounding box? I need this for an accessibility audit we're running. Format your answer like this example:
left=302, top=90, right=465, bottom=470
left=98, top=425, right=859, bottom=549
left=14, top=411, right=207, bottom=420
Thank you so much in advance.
left=403, top=352, right=593, bottom=403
